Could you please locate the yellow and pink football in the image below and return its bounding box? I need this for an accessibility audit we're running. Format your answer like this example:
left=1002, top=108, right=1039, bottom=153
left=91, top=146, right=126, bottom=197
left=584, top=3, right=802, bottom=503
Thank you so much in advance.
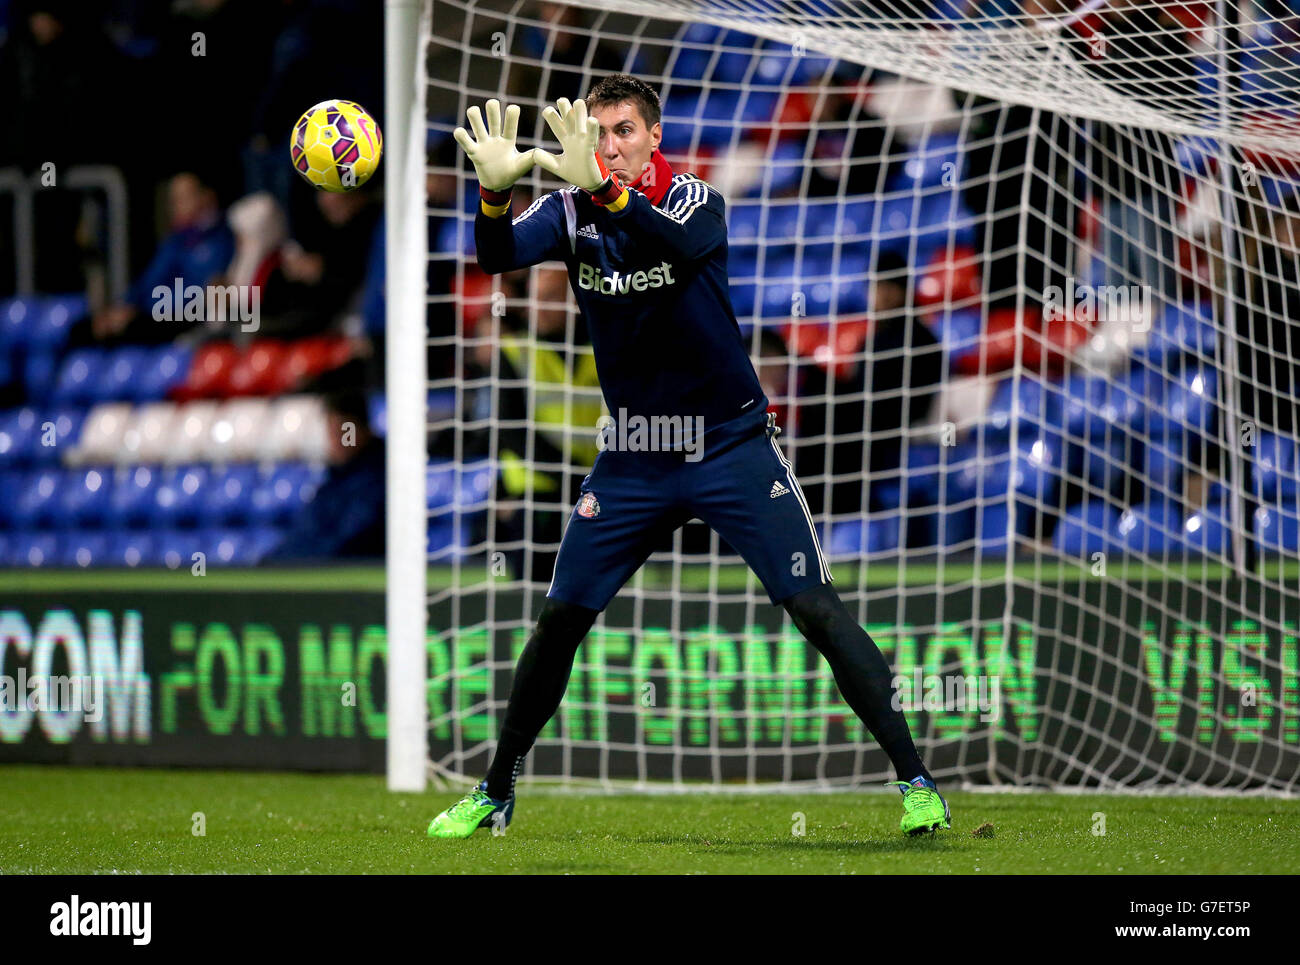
left=290, top=99, right=383, bottom=192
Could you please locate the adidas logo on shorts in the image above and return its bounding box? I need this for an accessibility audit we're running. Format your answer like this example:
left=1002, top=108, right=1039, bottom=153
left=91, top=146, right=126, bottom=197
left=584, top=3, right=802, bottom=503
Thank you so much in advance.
left=769, top=480, right=790, bottom=498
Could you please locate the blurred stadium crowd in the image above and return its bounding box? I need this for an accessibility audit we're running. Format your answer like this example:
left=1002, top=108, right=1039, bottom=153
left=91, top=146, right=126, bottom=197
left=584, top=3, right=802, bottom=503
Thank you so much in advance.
left=0, top=0, right=388, bottom=567
left=3, top=0, right=1300, bottom=573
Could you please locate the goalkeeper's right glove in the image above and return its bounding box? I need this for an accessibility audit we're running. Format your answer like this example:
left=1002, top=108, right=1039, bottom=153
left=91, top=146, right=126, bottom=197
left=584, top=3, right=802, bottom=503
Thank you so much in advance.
left=453, top=99, right=536, bottom=214
left=532, top=97, right=627, bottom=208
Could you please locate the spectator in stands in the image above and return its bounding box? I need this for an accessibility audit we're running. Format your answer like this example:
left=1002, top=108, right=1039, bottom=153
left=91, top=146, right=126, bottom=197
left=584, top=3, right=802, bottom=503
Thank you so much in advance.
left=85, top=171, right=235, bottom=343
left=795, top=251, right=944, bottom=520
left=261, top=188, right=381, bottom=336
left=469, top=266, right=603, bottom=581
left=804, top=75, right=894, bottom=200
left=264, top=375, right=386, bottom=561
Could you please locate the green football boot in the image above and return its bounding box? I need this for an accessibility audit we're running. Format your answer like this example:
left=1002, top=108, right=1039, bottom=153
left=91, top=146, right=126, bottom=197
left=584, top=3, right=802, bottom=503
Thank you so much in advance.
left=426, top=780, right=514, bottom=839
left=889, top=776, right=951, bottom=836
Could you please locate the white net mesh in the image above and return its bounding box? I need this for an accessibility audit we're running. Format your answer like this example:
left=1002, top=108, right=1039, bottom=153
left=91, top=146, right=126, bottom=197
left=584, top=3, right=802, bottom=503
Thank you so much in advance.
left=424, top=0, right=1300, bottom=792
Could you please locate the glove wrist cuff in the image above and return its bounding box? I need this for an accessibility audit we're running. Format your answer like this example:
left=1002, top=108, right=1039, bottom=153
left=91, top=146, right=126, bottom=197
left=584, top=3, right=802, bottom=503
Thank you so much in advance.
left=479, top=184, right=513, bottom=217
left=590, top=175, right=627, bottom=209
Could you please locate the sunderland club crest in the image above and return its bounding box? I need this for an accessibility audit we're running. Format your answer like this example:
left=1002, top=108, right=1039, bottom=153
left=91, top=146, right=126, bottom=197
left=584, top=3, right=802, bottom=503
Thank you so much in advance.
left=577, top=492, right=601, bottom=518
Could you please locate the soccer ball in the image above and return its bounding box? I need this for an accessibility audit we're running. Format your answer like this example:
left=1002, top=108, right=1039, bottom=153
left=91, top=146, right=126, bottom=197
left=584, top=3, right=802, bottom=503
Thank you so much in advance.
left=290, top=100, right=383, bottom=192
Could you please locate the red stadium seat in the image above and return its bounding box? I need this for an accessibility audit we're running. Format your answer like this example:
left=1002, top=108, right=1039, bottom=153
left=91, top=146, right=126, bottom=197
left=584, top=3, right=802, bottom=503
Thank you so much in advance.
left=456, top=268, right=494, bottom=337
left=782, top=318, right=870, bottom=381
left=916, top=245, right=981, bottom=313
left=226, top=340, right=288, bottom=396
left=172, top=341, right=238, bottom=400
left=283, top=335, right=354, bottom=389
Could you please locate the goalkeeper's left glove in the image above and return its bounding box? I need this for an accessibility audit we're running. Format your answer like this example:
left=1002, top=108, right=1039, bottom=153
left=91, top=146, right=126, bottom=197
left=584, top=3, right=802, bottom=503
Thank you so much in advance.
left=453, top=99, right=535, bottom=213
left=532, top=98, right=626, bottom=207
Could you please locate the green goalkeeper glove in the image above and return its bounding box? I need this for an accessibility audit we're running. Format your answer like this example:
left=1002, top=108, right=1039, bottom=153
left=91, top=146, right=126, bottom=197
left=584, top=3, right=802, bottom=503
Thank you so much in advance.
left=453, top=99, right=535, bottom=193
left=532, top=98, right=626, bottom=207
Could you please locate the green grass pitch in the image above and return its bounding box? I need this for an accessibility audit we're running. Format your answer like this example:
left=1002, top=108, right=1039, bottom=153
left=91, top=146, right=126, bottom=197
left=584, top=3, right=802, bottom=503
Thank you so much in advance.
left=2, top=766, right=1295, bottom=874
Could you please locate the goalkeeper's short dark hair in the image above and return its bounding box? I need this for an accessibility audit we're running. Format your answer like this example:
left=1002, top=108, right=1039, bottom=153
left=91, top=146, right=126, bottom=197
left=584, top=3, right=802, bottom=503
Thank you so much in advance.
left=586, top=74, right=662, bottom=130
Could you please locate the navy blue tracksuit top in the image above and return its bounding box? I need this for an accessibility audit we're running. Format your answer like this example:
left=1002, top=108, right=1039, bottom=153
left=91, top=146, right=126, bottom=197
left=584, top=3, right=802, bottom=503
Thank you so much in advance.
left=474, top=168, right=769, bottom=452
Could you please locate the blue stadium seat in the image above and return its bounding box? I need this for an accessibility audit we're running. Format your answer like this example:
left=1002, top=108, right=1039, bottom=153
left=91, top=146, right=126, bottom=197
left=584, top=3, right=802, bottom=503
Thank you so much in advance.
left=32, top=294, right=88, bottom=351
left=152, top=465, right=211, bottom=528
left=250, top=463, right=323, bottom=525
left=1144, top=434, right=1184, bottom=498
left=243, top=527, right=285, bottom=562
left=1136, top=302, right=1217, bottom=368
left=52, top=348, right=106, bottom=405
left=107, top=466, right=161, bottom=528
left=427, top=461, right=457, bottom=512
left=727, top=243, right=760, bottom=280
left=457, top=461, right=495, bottom=511
left=886, top=132, right=964, bottom=192
left=729, top=280, right=757, bottom=318
left=9, top=531, right=60, bottom=568
left=428, top=515, right=459, bottom=559
left=98, top=346, right=153, bottom=402
left=59, top=466, right=114, bottom=528
left=755, top=40, right=834, bottom=86
left=1182, top=501, right=1230, bottom=556
left=973, top=502, right=1015, bottom=556
left=745, top=140, right=806, bottom=195
left=368, top=392, right=387, bottom=438
left=0, top=296, right=39, bottom=347
left=762, top=202, right=804, bottom=249
left=0, top=408, right=39, bottom=466
left=985, top=374, right=1064, bottom=443
left=436, top=216, right=474, bottom=259
left=1065, top=371, right=1145, bottom=440
left=1075, top=432, right=1140, bottom=496
left=1116, top=498, right=1185, bottom=556
left=109, top=530, right=157, bottom=568
left=1150, top=368, right=1217, bottom=437
left=931, top=308, right=982, bottom=367
left=199, top=464, right=260, bottom=527
left=136, top=344, right=194, bottom=401
left=820, top=516, right=900, bottom=558
left=61, top=531, right=112, bottom=568
left=836, top=200, right=876, bottom=240
left=727, top=201, right=764, bottom=243
left=153, top=529, right=203, bottom=570
left=199, top=529, right=251, bottom=566
left=738, top=89, right=780, bottom=123
left=1255, top=431, right=1299, bottom=500
left=1255, top=501, right=1300, bottom=554
left=13, top=469, right=64, bottom=529
left=43, top=406, right=86, bottom=463
left=948, top=435, right=1060, bottom=505
left=23, top=350, right=58, bottom=399
left=1052, top=501, right=1125, bottom=557
left=667, top=24, right=726, bottom=82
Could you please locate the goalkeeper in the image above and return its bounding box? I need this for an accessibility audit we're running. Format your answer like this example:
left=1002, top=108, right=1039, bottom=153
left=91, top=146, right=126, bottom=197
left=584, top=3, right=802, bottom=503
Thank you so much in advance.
left=429, top=75, right=948, bottom=838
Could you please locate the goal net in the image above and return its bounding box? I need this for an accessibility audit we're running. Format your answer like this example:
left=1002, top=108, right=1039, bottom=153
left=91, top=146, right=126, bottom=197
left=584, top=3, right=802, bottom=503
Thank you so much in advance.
left=414, top=0, right=1300, bottom=793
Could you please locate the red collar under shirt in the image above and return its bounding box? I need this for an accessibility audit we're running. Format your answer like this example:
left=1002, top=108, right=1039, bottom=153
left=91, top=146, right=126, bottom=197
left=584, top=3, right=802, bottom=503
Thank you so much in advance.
left=626, top=149, right=674, bottom=206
